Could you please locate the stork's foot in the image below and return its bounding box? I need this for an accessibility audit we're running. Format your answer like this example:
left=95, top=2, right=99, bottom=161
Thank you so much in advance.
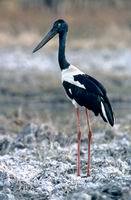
left=87, top=170, right=90, bottom=177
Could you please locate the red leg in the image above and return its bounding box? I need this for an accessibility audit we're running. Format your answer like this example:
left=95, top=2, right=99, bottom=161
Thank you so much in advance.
left=76, top=107, right=81, bottom=176
left=85, top=108, right=92, bottom=176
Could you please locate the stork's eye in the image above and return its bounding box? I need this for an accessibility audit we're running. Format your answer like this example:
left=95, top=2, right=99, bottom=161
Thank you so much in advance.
left=58, top=23, right=61, bottom=27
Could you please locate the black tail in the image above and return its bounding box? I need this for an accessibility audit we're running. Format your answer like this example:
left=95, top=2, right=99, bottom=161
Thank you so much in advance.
left=100, top=97, right=114, bottom=126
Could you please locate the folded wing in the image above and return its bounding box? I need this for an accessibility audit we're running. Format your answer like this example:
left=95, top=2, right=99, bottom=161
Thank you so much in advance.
left=63, top=74, right=114, bottom=126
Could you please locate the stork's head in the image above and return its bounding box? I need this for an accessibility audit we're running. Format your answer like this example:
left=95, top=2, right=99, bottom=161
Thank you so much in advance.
left=33, top=19, right=68, bottom=53
left=53, top=19, right=68, bottom=34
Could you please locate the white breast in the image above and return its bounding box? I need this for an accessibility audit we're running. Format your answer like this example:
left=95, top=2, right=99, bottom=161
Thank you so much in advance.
left=61, top=65, right=85, bottom=89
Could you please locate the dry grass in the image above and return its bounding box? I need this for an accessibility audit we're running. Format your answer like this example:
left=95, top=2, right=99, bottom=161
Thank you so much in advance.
left=0, top=5, right=131, bottom=47
left=0, top=68, right=130, bottom=133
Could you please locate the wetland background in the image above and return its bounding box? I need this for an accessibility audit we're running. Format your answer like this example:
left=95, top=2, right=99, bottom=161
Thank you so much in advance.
left=0, top=0, right=131, bottom=133
left=0, top=1, right=131, bottom=199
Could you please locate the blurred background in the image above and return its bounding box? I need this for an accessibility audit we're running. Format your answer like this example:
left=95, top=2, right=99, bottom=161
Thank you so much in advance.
left=0, top=0, right=131, bottom=133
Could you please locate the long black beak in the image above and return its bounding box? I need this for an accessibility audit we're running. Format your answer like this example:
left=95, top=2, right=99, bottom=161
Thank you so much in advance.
left=33, top=28, right=57, bottom=53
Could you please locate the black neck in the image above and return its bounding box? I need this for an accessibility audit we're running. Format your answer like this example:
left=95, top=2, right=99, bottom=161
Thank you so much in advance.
left=58, top=32, right=69, bottom=70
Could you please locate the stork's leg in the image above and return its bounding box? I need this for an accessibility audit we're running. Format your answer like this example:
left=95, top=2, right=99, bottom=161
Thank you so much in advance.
left=85, top=108, right=92, bottom=176
left=76, top=107, right=81, bottom=176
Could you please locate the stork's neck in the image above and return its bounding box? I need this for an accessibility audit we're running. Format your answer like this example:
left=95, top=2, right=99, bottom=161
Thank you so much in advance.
left=58, top=32, right=70, bottom=70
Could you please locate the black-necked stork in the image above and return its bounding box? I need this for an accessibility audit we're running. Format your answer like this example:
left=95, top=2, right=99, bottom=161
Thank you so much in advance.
left=33, top=19, right=114, bottom=176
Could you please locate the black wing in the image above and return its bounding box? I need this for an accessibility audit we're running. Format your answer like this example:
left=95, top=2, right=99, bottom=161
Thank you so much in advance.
left=63, top=80, right=101, bottom=114
left=63, top=74, right=114, bottom=126
left=74, top=74, right=106, bottom=96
